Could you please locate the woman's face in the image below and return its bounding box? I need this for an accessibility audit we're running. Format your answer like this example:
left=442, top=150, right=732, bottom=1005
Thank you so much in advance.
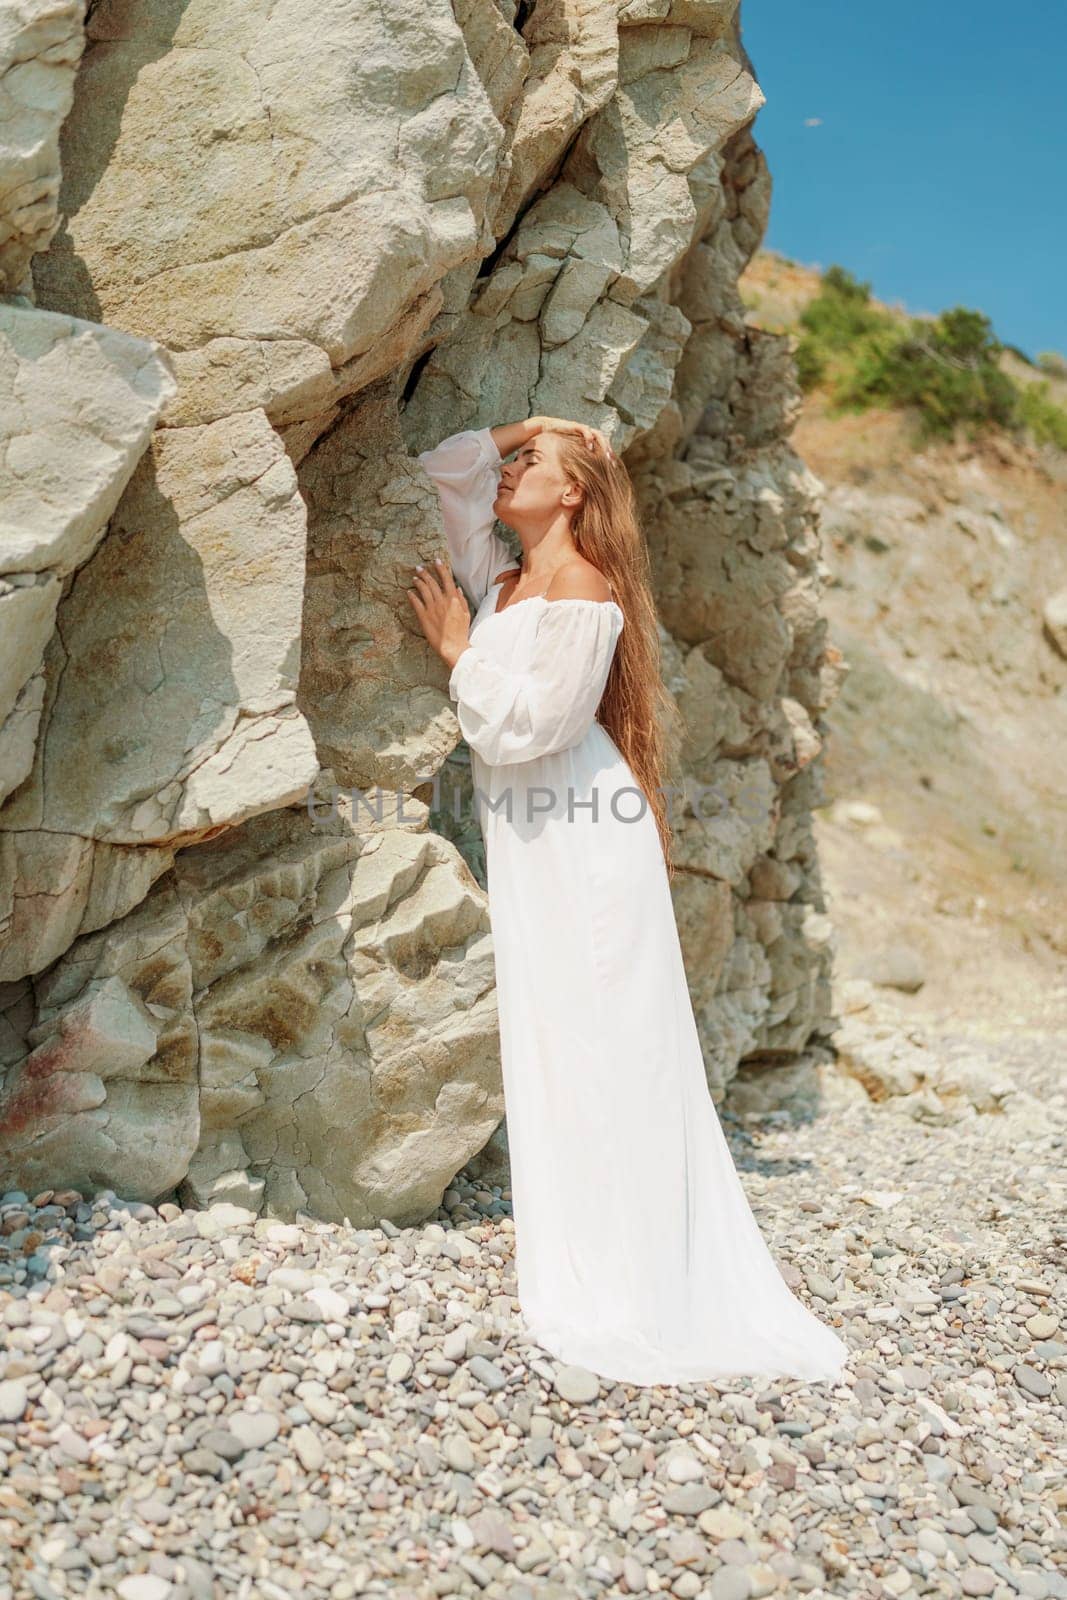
left=494, top=432, right=579, bottom=529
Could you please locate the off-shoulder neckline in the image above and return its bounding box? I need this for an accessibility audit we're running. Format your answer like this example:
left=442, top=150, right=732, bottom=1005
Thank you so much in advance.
left=487, top=593, right=624, bottom=622
left=486, top=576, right=622, bottom=622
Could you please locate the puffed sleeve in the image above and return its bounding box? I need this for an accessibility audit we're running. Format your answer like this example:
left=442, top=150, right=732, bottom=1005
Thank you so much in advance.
left=415, top=427, right=518, bottom=607
left=447, top=600, right=623, bottom=766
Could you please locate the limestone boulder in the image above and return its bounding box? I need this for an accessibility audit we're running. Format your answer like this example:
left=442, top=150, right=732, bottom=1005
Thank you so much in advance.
left=0, top=405, right=319, bottom=982
left=490, top=0, right=619, bottom=232
left=0, top=796, right=502, bottom=1222
left=0, top=300, right=177, bottom=799
left=0, top=900, right=199, bottom=1199
left=297, top=380, right=468, bottom=793
left=0, top=302, right=175, bottom=578
left=0, top=0, right=85, bottom=294
left=32, top=0, right=508, bottom=434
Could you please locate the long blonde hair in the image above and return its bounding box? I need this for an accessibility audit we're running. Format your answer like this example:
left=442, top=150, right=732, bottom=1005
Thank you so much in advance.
left=545, top=426, right=683, bottom=879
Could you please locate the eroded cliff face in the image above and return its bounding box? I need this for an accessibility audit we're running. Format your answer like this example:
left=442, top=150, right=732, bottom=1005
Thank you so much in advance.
left=0, top=0, right=845, bottom=1220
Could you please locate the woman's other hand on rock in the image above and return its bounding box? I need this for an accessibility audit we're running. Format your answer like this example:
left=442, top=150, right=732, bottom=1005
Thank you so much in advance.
left=406, top=558, right=473, bottom=670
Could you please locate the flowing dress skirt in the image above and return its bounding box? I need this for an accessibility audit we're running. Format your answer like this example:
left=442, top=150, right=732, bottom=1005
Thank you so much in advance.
left=467, top=586, right=848, bottom=1388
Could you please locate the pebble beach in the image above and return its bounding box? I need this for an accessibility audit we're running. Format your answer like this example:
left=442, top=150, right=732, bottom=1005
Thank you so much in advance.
left=2, top=1006, right=1064, bottom=1600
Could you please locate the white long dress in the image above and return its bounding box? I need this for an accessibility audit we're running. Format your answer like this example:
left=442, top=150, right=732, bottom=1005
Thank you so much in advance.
left=417, top=427, right=849, bottom=1388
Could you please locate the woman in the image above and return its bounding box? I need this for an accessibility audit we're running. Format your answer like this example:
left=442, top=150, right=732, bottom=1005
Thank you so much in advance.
left=407, top=414, right=848, bottom=1388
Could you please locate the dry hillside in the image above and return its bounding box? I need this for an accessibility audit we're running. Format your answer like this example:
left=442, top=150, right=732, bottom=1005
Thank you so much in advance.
left=738, top=249, right=1067, bottom=1070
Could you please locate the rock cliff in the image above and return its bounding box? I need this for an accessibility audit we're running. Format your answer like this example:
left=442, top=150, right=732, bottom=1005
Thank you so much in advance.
left=0, top=0, right=844, bottom=1219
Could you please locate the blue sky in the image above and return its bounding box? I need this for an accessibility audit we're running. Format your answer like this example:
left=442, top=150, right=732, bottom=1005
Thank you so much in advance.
left=739, top=2, right=1065, bottom=362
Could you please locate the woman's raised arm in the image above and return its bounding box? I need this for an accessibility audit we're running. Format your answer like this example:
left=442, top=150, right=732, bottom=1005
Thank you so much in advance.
left=415, top=427, right=520, bottom=608
left=416, top=418, right=618, bottom=609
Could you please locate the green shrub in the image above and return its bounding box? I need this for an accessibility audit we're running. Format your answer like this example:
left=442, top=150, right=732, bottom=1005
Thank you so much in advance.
left=793, top=266, right=1067, bottom=449
left=794, top=266, right=895, bottom=397
left=796, top=266, right=889, bottom=353
left=794, top=339, right=826, bottom=392
left=1017, top=378, right=1067, bottom=449
left=837, top=307, right=1019, bottom=441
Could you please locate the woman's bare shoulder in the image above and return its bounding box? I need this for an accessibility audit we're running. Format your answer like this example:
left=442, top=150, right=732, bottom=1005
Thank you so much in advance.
left=546, top=558, right=612, bottom=603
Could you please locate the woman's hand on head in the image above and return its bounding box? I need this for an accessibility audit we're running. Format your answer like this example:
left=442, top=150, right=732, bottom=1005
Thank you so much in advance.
left=533, top=415, right=618, bottom=465
left=406, top=559, right=472, bottom=670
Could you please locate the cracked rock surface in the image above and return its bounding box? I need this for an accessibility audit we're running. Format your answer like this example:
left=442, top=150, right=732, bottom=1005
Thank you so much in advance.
left=3, top=0, right=844, bottom=1216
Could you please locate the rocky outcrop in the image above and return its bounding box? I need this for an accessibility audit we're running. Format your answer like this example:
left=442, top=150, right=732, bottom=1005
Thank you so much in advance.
left=1, top=797, right=501, bottom=1223
left=0, top=0, right=180, bottom=965
left=0, top=0, right=85, bottom=295
left=1, top=0, right=844, bottom=1213
left=30, top=0, right=509, bottom=444
left=0, top=303, right=176, bottom=808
